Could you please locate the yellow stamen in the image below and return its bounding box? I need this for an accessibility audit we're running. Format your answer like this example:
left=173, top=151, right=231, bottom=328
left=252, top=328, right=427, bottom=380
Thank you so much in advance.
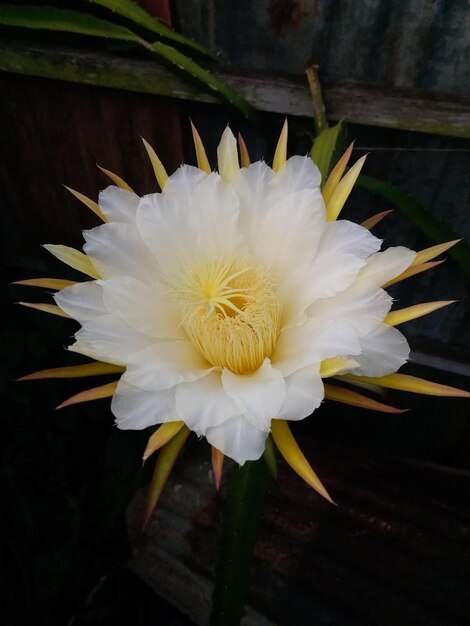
left=175, top=259, right=282, bottom=374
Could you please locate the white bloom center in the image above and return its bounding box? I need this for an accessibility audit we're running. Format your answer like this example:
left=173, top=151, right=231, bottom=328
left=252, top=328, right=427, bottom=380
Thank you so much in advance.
left=174, top=259, right=282, bottom=374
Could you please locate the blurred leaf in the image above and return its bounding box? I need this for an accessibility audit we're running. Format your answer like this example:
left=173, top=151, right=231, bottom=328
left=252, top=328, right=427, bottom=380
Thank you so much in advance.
left=310, top=121, right=345, bottom=185
left=0, top=4, right=139, bottom=41
left=357, top=174, right=470, bottom=278
left=0, top=5, right=255, bottom=118
left=90, top=0, right=219, bottom=61
left=150, top=41, right=256, bottom=120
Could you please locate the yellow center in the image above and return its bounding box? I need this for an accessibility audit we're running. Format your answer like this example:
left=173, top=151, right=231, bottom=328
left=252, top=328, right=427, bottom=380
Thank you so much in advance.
left=174, top=259, right=282, bottom=374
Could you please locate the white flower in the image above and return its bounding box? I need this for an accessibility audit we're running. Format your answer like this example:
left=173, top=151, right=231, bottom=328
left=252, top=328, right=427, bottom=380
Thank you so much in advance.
left=51, top=127, right=415, bottom=465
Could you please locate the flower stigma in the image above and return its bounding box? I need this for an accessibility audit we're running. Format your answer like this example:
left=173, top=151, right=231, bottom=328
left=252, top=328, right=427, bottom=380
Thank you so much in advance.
left=174, top=259, right=282, bottom=374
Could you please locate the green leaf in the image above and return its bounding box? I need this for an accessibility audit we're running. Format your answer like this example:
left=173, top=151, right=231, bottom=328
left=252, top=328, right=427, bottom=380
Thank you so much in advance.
left=150, top=41, right=256, bottom=120
left=90, top=0, right=219, bottom=62
left=211, top=459, right=271, bottom=626
left=0, top=4, right=139, bottom=41
left=357, top=174, right=470, bottom=278
left=310, top=121, right=345, bottom=185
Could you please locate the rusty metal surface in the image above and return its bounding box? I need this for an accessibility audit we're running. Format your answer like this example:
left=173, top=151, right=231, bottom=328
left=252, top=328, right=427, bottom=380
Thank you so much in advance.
left=176, top=1, right=470, bottom=94
left=128, top=434, right=470, bottom=626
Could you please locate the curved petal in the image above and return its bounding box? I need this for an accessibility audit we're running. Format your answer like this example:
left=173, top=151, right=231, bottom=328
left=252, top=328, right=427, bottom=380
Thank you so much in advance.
left=281, top=364, right=324, bottom=421
left=205, top=415, right=269, bottom=465
left=254, top=189, right=326, bottom=277
left=101, top=277, right=183, bottom=339
left=308, top=280, right=392, bottom=337
left=175, top=370, right=239, bottom=434
left=137, top=173, right=244, bottom=280
left=124, top=341, right=212, bottom=391
left=232, top=161, right=276, bottom=247
left=98, top=186, right=140, bottom=224
left=274, top=155, right=321, bottom=196
left=112, top=379, right=176, bottom=430
left=353, top=324, right=410, bottom=377
left=70, top=314, right=151, bottom=365
left=274, top=318, right=361, bottom=377
left=54, top=281, right=106, bottom=322
left=308, top=221, right=382, bottom=301
left=221, top=359, right=286, bottom=430
left=359, top=247, right=416, bottom=286
left=83, top=223, right=158, bottom=282
left=162, top=164, right=207, bottom=205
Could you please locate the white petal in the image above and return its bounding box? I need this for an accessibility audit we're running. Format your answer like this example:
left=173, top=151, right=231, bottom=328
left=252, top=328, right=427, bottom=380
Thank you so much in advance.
left=124, top=341, right=212, bottom=391
left=274, top=319, right=361, bottom=377
left=232, top=161, right=276, bottom=247
left=101, top=277, right=183, bottom=339
left=163, top=164, right=207, bottom=205
left=217, top=127, right=240, bottom=182
left=354, top=324, right=410, bottom=376
left=308, top=221, right=382, bottom=300
left=175, top=371, right=239, bottom=434
left=98, top=186, right=139, bottom=224
left=54, top=281, right=105, bottom=322
left=255, top=189, right=326, bottom=276
left=274, top=155, right=321, bottom=196
left=308, top=280, right=392, bottom=337
left=359, top=247, right=416, bottom=286
left=281, top=364, right=324, bottom=421
left=221, top=359, right=286, bottom=430
left=205, top=416, right=269, bottom=465
left=137, top=174, right=244, bottom=279
left=112, top=379, right=176, bottom=430
left=70, top=314, right=150, bottom=365
left=83, top=223, right=158, bottom=282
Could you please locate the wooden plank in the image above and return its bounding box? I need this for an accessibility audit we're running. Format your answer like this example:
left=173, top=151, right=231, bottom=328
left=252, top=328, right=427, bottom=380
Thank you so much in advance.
left=1, top=40, right=469, bottom=138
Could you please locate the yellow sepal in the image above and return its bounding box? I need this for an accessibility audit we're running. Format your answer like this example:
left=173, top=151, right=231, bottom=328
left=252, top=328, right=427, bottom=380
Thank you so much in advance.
left=64, top=186, right=106, bottom=222
left=326, top=154, right=367, bottom=221
left=322, top=142, right=354, bottom=205
left=56, top=381, right=118, bottom=409
left=324, top=383, right=406, bottom=413
left=211, top=447, right=224, bottom=490
left=43, top=244, right=101, bottom=279
left=385, top=301, right=455, bottom=326
left=344, top=373, right=470, bottom=398
left=18, top=362, right=124, bottom=381
left=412, top=239, right=460, bottom=266
left=190, top=121, right=211, bottom=173
left=320, top=356, right=359, bottom=378
left=382, top=260, right=443, bottom=288
left=141, top=137, right=169, bottom=190
left=143, top=421, right=185, bottom=461
left=272, top=119, right=288, bottom=173
left=18, top=302, right=71, bottom=318
left=238, top=133, right=251, bottom=168
left=12, top=278, right=76, bottom=290
left=361, top=209, right=393, bottom=230
left=270, top=419, right=333, bottom=503
left=97, top=165, right=134, bottom=192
